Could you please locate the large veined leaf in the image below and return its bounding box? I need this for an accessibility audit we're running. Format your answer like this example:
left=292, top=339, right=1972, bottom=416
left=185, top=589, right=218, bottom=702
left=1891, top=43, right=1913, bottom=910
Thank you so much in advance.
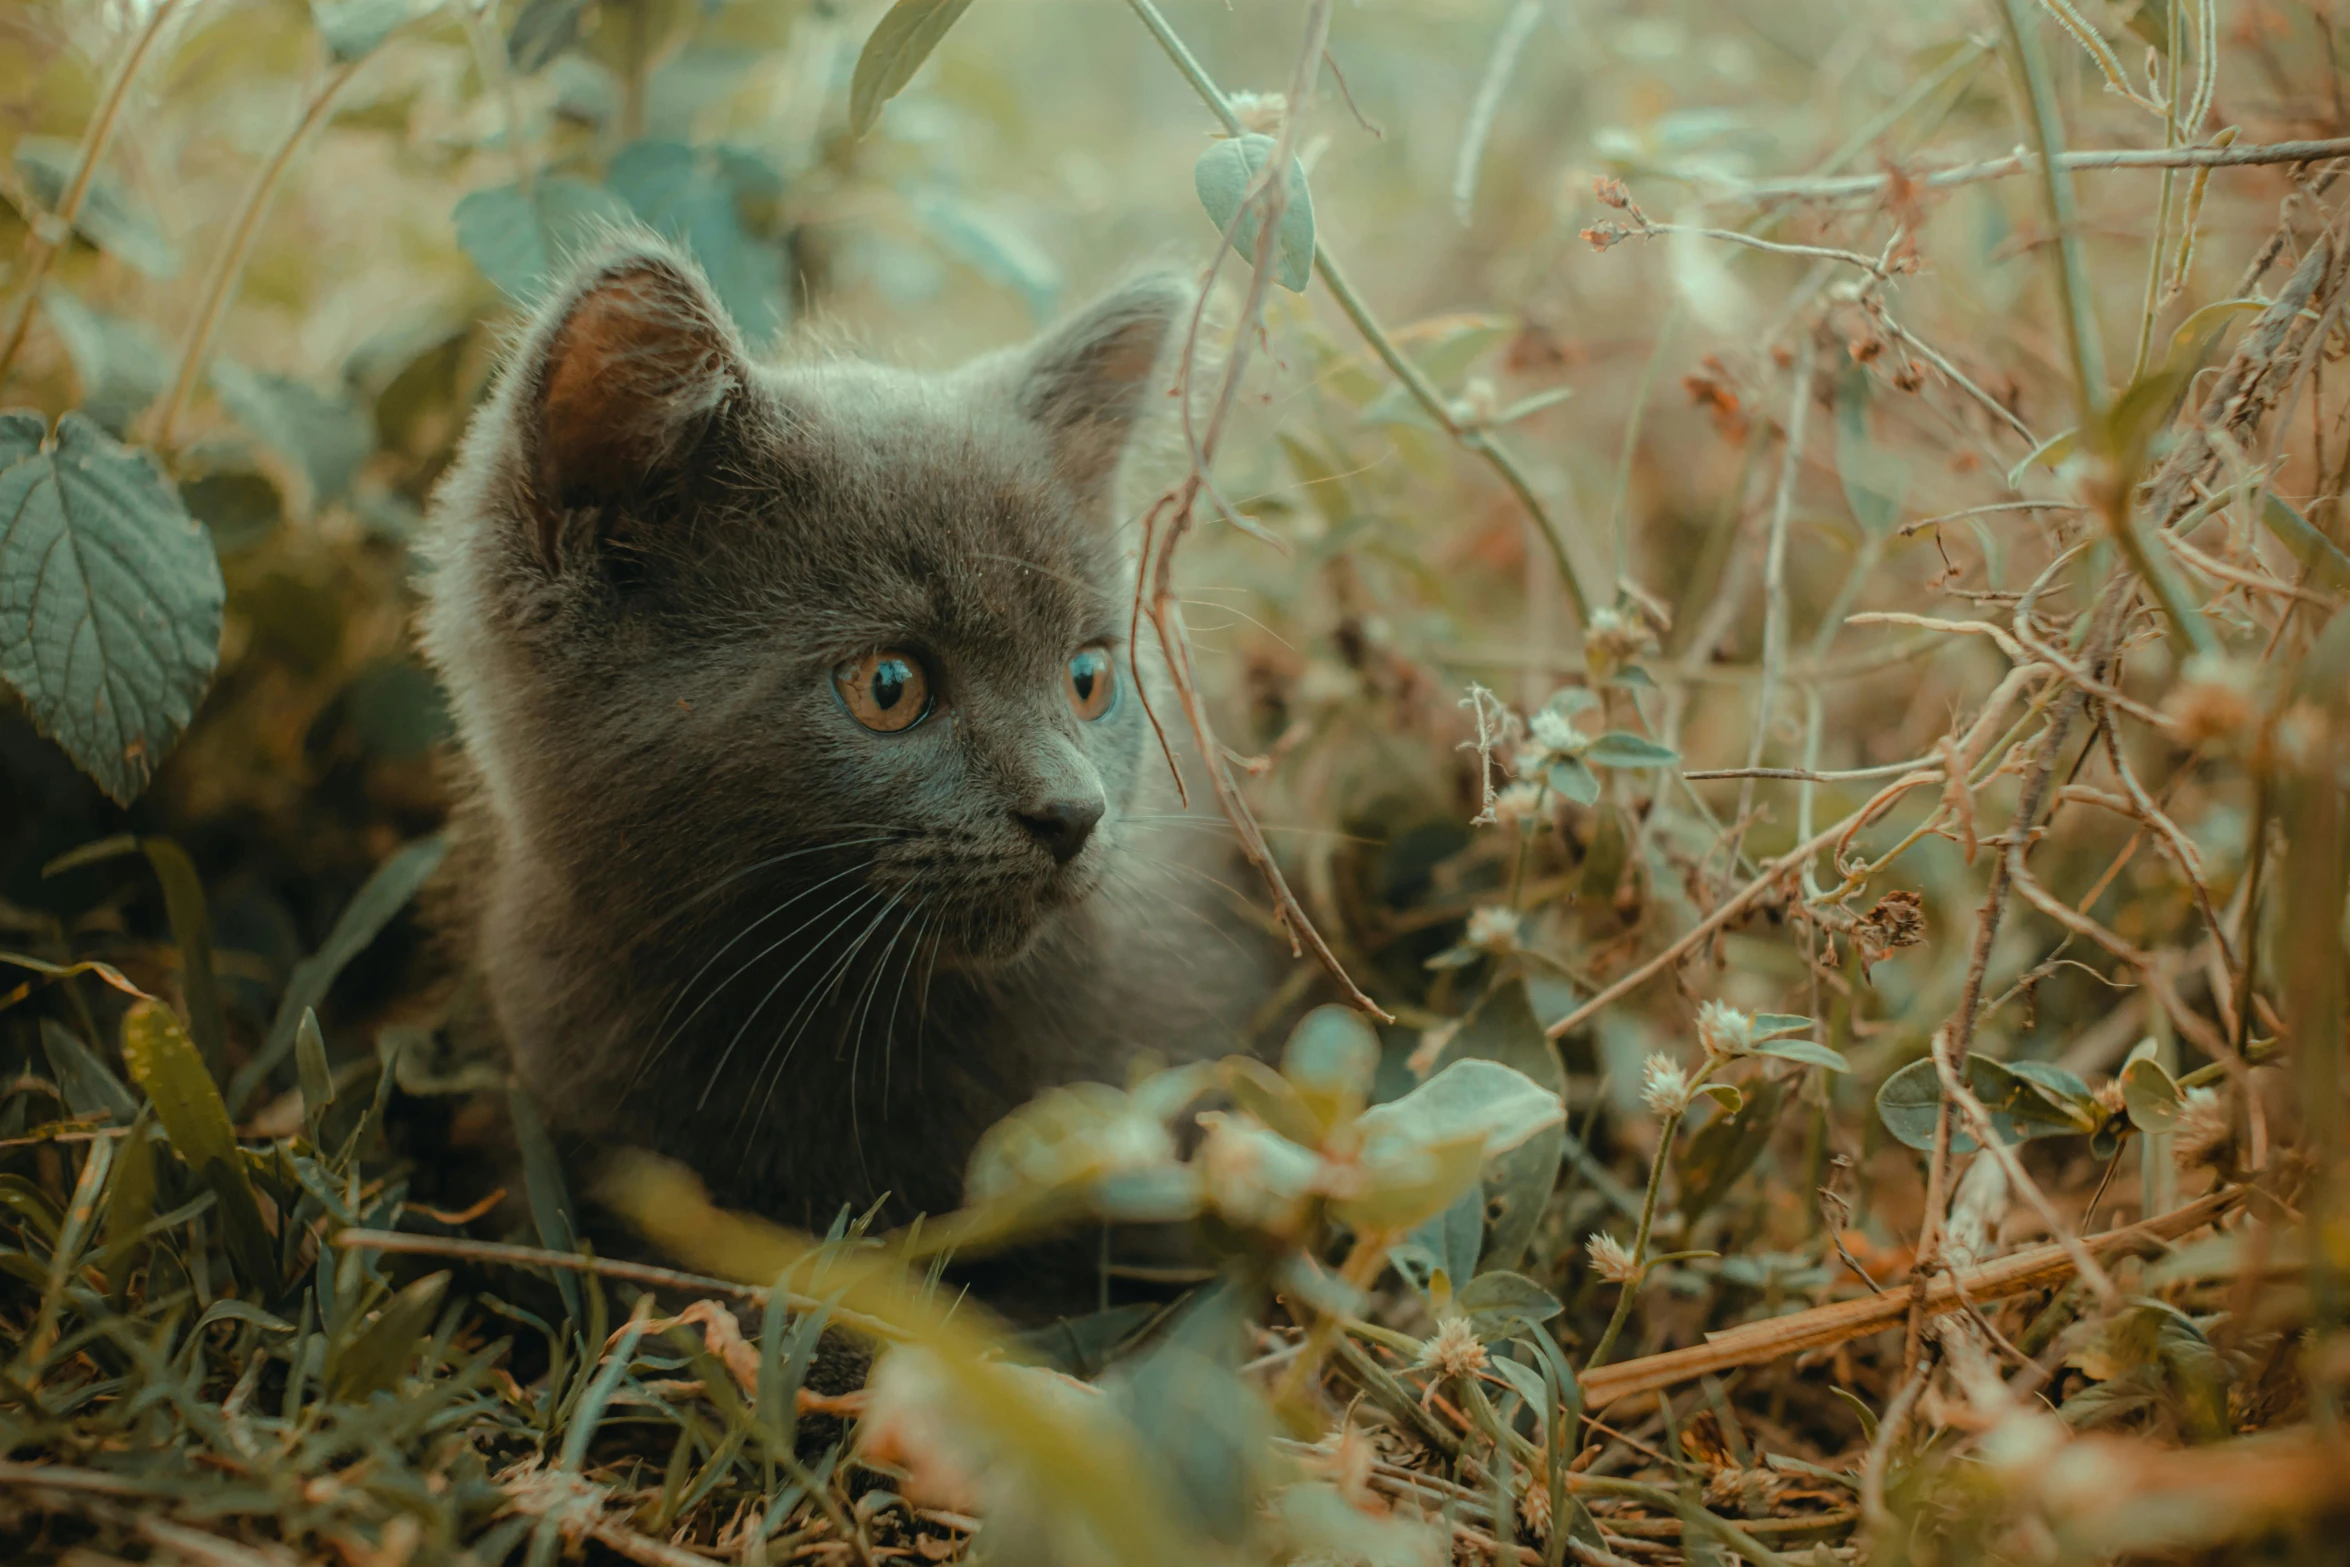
left=453, top=177, right=632, bottom=301
left=1194, top=134, right=1316, bottom=293
left=848, top=0, right=977, bottom=139
left=0, top=411, right=224, bottom=804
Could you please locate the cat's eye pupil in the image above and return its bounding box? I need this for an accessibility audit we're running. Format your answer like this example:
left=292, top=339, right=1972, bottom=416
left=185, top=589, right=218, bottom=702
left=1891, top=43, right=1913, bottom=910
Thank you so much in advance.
left=1066, top=646, right=1115, bottom=721
left=837, top=648, right=929, bottom=733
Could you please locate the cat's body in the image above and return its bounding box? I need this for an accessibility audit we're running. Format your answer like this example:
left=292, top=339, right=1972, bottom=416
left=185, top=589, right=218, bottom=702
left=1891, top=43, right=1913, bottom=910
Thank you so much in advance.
left=420, top=236, right=1274, bottom=1249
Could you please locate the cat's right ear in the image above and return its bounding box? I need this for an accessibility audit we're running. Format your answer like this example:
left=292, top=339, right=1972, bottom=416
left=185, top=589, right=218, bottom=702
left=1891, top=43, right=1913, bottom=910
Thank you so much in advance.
left=510, top=242, right=746, bottom=570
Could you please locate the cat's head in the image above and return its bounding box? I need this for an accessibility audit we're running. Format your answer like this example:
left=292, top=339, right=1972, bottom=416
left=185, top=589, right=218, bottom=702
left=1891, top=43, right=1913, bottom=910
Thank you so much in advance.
left=422, top=234, right=1191, bottom=966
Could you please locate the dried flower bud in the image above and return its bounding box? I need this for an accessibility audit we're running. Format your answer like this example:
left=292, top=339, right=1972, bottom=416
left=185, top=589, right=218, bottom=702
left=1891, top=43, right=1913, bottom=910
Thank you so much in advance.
left=1594, top=174, right=1633, bottom=210
left=1696, top=999, right=1755, bottom=1058
left=1518, top=1478, right=1553, bottom=1539
left=1641, top=1052, right=1691, bottom=1116
left=1586, top=1231, right=1638, bottom=1282
left=1466, top=904, right=1521, bottom=952
left=2172, top=1086, right=2233, bottom=1173
left=1582, top=604, right=1655, bottom=679
left=1582, top=222, right=1636, bottom=252
left=1227, top=90, right=1288, bottom=136
left=2164, top=652, right=2263, bottom=748
left=1416, top=1315, right=1489, bottom=1379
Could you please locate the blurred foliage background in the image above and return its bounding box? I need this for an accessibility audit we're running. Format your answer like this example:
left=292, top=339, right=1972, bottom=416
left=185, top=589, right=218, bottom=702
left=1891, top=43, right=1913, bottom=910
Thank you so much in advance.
left=4, top=0, right=2350, bottom=1561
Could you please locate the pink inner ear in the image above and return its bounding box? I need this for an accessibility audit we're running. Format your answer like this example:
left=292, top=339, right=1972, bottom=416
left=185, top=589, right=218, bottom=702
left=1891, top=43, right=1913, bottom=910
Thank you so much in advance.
left=535, top=264, right=735, bottom=560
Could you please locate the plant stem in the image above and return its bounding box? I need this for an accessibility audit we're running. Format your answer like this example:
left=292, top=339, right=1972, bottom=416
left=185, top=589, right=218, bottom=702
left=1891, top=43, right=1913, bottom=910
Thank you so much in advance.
left=1120, top=0, right=1595, bottom=623
left=1585, top=1106, right=1682, bottom=1370
left=0, top=0, right=183, bottom=387
left=153, top=59, right=360, bottom=454
left=1995, top=0, right=2105, bottom=419
left=1275, top=1228, right=1396, bottom=1411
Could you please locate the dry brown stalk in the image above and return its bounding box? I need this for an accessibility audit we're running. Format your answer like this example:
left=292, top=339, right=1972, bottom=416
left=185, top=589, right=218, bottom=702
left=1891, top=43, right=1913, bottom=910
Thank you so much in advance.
left=1723, top=136, right=2350, bottom=202
left=1576, top=1187, right=2241, bottom=1410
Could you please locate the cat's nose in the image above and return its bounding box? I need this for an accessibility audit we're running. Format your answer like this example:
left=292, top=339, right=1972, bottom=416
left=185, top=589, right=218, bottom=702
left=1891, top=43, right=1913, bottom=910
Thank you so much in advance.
left=1015, top=797, right=1104, bottom=863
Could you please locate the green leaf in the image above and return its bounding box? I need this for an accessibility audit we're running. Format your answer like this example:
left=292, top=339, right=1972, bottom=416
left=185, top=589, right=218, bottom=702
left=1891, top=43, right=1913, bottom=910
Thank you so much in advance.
left=847, top=0, right=978, bottom=139
left=1680, top=1076, right=1787, bottom=1224
left=1457, top=1270, right=1563, bottom=1345
left=229, top=833, right=449, bottom=1114
left=1281, top=1004, right=1381, bottom=1132
left=1835, top=367, right=1908, bottom=536
left=1443, top=978, right=1564, bottom=1274
left=38, top=1019, right=138, bottom=1124
left=510, top=1085, right=583, bottom=1323
left=453, top=176, right=632, bottom=301
left=1546, top=756, right=1600, bottom=805
left=1193, top=134, right=1315, bottom=293
left=1583, top=730, right=1679, bottom=770
left=506, top=0, right=591, bottom=71
left=119, top=999, right=279, bottom=1293
left=1749, top=1035, right=1849, bottom=1072
left=141, top=837, right=229, bottom=1086
left=1349, top=1057, right=1565, bottom=1234
left=0, top=411, right=224, bottom=805
left=1693, top=1081, right=1744, bottom=1113
left=1404, top=1187, right=1483, bottom=1297
left=1751, top=1012, right=1816, bottom=1039
left=2121, top=1056, right=2183, bottom=1134
left=209, top=360, right=373, bottom=507
left=311, top=0, right=440, bottom=63
left=908, top=190, right=1063, bottom=320
left=296, top=1008, right=335, bottom=1124
left=2260, top=494, right=2350, bottom=592
left=1875, top=1055, right=1962, bottom=1152
left=1359, top=1057, right=1564, bottom=1158
left=328, top=1270, right=451, bottom=1400
left=10, top=136, right=179, bottom=277
left=1221, top=1055, right=1323, bottom=1150
left=608, top=141, right=788, bottom=345
left=39, top=286, right=168, bottom=434
left=2005, top=424, right=2076, bottom=490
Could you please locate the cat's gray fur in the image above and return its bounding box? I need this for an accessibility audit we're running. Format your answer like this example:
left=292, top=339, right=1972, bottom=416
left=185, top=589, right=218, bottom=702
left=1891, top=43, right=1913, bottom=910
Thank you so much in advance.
left=419, top=233, right=1271, bottom=1245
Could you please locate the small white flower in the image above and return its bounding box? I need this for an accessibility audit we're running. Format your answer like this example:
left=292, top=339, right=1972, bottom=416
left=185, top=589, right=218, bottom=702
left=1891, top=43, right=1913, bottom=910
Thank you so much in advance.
left=1581, top=605, right=1655, bottom=677
left=1492, top=779, right=1548, bottom=824
left=1586, top=1231, right=1638, bottom=1282
left=1226, top=90, right=1288, bottom=136
left=1527, top=705, right=1583, bottom=755
left=1465, top=905, right=1521, bottom=951
left=1640, top=1052, right=1691, bottom=1117
left=1416, top=1315, right=1488, bottom=1379
left=1696, top=999, right=1755, bottom=1058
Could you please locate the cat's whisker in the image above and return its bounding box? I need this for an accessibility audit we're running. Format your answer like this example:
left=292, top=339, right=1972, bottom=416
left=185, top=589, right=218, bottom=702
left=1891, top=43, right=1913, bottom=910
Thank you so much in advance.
left=846, top=899, right=926, bottom=1194
left=697, top=882, right=889, bottom=1112
left=1104, top=862, right=1249, bottom=960
left=744, top=886, right=909, bottom=1131
left=647, top=827, right=910, bottom=937
left=640, top=849, right=890, bottom=1078
left=880, top=909, right=933, bottom=1107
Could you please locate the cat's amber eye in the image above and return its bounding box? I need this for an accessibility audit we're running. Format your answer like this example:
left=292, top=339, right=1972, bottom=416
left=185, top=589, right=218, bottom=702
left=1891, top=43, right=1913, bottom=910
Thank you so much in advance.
left=835, top=649, right=931, bottom=733
left=1066, top=645, right=1116, bottom=721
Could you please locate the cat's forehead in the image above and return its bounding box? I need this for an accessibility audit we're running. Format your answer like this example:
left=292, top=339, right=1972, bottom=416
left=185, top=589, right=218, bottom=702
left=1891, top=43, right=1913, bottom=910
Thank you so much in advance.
left=742, top=364, right=1122, bottom=657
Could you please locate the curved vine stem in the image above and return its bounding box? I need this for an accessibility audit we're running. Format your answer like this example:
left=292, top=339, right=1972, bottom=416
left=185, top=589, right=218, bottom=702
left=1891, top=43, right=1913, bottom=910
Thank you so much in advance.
left=152, top=57, right=361, bottom=454
left=0, top=0, right=185, bottom=387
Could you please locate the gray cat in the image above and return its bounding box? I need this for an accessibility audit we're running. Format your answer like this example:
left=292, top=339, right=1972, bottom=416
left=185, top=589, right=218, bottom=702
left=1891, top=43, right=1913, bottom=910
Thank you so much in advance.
left=419, top=234, right=1275, bottom=1258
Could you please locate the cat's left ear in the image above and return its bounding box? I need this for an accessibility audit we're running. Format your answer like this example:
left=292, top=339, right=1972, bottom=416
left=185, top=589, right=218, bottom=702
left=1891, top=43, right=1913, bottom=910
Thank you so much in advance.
left=1008, top=274, right=1189, bottom=505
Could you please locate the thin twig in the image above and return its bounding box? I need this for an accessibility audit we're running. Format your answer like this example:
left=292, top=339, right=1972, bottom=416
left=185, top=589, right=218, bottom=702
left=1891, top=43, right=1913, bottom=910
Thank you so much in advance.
left=1712, top=135, right=2350, bottom=203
